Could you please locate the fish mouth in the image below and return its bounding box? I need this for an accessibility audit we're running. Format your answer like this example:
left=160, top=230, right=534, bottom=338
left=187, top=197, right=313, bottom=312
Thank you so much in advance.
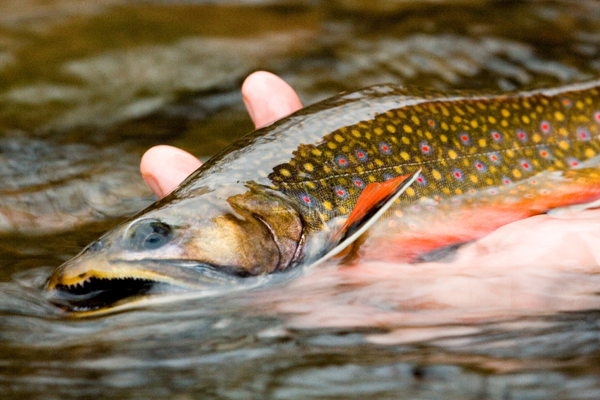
left=46, top=259, right=243, bottom=312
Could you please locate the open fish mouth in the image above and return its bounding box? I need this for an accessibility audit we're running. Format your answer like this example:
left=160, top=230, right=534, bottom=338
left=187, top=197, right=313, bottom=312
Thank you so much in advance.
left=45, top=260, right=245, bottom=312
left=49, top=276, right=160, bottom=312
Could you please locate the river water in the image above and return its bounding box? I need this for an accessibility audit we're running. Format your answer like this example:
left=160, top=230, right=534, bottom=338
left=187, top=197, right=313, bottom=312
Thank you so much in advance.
left=3, top=0, right=600, bottom=398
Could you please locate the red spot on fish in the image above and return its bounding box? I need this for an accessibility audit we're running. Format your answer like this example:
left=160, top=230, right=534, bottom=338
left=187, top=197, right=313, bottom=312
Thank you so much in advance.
left=337, top=190, right=343, bottom=196
left=428, top=119, right=436, bottom=127
left=303, top=196, right=311, bottom=203
left=595, top=111, right=600, bottom=122
left=422, top=145, right=429, bottom=152
left=562, top=98, right=572, bottom=107
left=541, top=121, right=551, bottom=133
left=517, top=129, right=528, bottom=142
left=531, top=180, right=538, bottom=185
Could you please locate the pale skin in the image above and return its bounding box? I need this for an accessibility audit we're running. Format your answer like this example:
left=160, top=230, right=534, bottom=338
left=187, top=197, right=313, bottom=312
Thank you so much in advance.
left=141, top=71, right=600, bottom=338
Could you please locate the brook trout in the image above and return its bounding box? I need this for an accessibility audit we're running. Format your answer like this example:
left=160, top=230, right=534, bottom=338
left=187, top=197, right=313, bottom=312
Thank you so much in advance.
left=47, top=80, right=600, bottom=310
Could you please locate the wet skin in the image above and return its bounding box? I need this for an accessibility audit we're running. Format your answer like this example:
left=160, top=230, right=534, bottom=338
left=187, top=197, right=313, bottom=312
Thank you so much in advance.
left=46, top=72, right=600, bottom=311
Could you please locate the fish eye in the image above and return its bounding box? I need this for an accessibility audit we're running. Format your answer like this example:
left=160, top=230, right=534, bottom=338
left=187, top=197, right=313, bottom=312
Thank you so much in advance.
left=127, top=219, right=172, bottom=251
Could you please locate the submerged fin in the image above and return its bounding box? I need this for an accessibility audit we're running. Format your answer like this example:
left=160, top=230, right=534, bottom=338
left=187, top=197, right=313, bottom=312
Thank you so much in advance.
left=309, top=168, right=422, bottom=268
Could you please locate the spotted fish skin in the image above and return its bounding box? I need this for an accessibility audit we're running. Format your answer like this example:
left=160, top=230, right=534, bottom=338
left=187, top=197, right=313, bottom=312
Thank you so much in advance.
left=256, top=81, right=600, bottom=260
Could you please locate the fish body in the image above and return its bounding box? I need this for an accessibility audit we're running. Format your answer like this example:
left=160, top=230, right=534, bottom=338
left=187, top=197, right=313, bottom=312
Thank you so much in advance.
left=47, top=80, right=600, bottom=310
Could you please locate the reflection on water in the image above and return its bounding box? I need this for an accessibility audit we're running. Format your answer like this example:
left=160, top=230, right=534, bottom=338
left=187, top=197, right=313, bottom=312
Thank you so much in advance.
left=2, top=0, right=600, bottom=399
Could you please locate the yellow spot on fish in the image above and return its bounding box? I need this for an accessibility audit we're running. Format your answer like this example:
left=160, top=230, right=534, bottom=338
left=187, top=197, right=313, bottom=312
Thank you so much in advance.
left=372, top=128, right=380, bottom=136
left=453, top=116, right=462, bottom=123
left=403, top=125, right=413, bottom=133
left=425, top=131, right=433, bottom=139
left=470, top=175, right=478, bottom=183
left=455, top=188, right=462, bottom=195
left=441, top=122, right=449, bottom=130
left=368, top=175, right=376, bottom=182
left=501, top=120, right=508, bottom=127
left=448, top=150, right=457, bottom=159
left=559, top=128, right=568, bottom=136
left=411, top=116, right=420, bottom=125
left=532, top=134, right=541, bottom=143
left=488, top=116, right=496, bottom=124
left=334, top=134, right=344, bottom=143
left=470, top=120, right=479, bottom=128
left=576, top=101, right=584, bottom=109
left=513, top=169, right=522, bottom=178
left=555, top=111, right=565, bottom=121
left=559, top=140, right=569, bottom=150
left=323, top=201, right=332, bottom=211
left=307, top=182, right=316, bottom=189
left=323, top=166, right=331, bottom=173
left=506, top=150, right=515, bottom=158
left=400, top=152, right=410, bottom=160
left=501, top=109, right=510, bottom=117
left=375, top=159, right=384, bottom=166
left=387, top=125, right=396, bottom=133
left=280, top=169, right=291, bottom=177
left=486, top=178, right=493, bottom=185
left=478, top=138, right=486, bottom=147
left=522, top=115, right=530, bottom=124
left=312, top=149, right=322, bottom=156
left=327, top=142, right=337, bottom=150
left=357, top=166, right=364, bottom=173
left=440, top=134, right=448, bottom=143
left=304, top=163, right=314, bottom=172
left=402, top=137, right=410, bottom=144
left=432, top=169, right=442, bottom=180
left=406, top=187, right=415, bottom=196
left=339, top=207, right=348, bottom=215
left=586, top=148, right=596, bottom=158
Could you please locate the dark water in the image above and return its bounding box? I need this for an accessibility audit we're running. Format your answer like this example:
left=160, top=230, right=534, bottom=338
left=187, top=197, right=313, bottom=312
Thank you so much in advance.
left=3, top=0, right=600, bottom=398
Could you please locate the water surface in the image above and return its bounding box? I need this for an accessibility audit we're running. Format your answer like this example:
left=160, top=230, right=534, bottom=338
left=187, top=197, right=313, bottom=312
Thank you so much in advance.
left=2, top=1, right=600, bottom=398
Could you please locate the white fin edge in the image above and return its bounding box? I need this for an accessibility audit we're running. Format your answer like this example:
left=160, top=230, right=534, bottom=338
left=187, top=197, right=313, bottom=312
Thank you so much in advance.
left=307, top=167, right=422, bottom=269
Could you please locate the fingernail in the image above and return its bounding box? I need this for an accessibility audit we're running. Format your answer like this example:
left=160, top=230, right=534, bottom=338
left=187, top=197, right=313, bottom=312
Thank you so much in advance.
left=143, top=174, right=163, bottom=198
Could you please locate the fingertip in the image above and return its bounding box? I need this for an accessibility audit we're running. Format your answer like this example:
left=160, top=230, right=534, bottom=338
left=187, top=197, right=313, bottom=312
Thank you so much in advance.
left=242, top=71, right=303, bottom=129
left=140, top=145, right=201, bottom=198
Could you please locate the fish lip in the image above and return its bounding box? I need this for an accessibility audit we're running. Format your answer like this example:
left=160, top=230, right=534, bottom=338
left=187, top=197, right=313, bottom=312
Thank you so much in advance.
left=46, top=259, right=245, bottom=312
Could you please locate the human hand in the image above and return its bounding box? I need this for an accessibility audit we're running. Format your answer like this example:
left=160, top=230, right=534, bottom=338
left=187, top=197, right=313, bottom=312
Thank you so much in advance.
left=140, top=71, right=302, bottom=198
left=140, top=71, right=600, bottom=339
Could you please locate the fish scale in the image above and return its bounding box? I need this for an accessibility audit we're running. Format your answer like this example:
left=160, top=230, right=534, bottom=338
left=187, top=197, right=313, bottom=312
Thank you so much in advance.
left=270, top=85, right=600, bottom=245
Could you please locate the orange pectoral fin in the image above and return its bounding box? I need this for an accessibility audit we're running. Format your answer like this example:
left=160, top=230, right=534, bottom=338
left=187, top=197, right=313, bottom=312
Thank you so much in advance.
left=336, top=170, right=420, bottom=241
left=307, top=168, right=422, bottom=269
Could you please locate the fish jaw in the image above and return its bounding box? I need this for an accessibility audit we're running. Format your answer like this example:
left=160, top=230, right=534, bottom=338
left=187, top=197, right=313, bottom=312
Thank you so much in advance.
left=45, top=253, right=249, bottom=311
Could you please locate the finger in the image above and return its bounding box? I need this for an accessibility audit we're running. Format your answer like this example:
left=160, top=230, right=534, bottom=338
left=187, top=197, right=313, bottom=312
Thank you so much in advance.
left=242, top=71, right=303, bottom=129
left=140, top=145, right=201, bottom=198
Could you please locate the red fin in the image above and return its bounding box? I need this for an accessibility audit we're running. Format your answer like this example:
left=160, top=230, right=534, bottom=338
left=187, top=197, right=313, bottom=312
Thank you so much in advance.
left=335, top=174, right=411, bottom=241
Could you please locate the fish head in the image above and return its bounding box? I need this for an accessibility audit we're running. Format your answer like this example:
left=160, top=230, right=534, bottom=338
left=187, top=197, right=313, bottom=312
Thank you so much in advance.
left=45, top=184, right=304, bottom=311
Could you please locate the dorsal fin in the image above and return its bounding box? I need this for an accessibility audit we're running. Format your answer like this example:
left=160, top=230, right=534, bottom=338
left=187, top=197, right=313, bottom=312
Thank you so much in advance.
left=309, top=168, right=422, bottom=268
